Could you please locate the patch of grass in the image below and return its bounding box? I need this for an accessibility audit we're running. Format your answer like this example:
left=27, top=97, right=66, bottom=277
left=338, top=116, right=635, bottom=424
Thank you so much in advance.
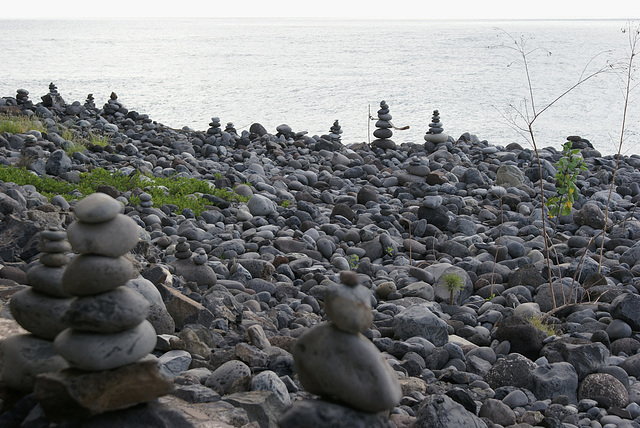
left=87, top=131, right=109, bottom=147
left=0, top=113, right=46, bottom=134
left=527, top=315, right=558, bottom=337
left=64, top=142, right=86, bottom=156
left=0, top=165, right=249, bottom=216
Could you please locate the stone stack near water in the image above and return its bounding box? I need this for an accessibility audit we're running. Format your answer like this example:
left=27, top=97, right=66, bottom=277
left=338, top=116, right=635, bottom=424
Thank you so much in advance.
left=32, top=192, right=170, bottom=421
left=329, top=119, right=342, bottom=144
left=371, top=100, right=396, bottom=150
left=423, top=109, right=449, bottom=144
left=280, top=271, right=401, bottom=426
left=40, top=82, right=66, bottom=112
left=15, top=89, right=30, bottom=107
left=206, top=116, right=222, bottom=142
left=0, top=228, right=73, bottom=391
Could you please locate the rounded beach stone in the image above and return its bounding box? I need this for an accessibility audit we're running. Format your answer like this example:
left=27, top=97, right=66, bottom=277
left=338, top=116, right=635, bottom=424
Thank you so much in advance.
left=204, top=359, right=252, bottom=395
left=62, top=254, right=137, bottom=296
left=9, top=288, right=73, bottom=340
left=38, top=253, right=71, bottom=267
left=74, top=192, right=123, bottom=223
left=66, top=213, right=140, bottom=257
left=0, top=334, right=69, bottom=392
left=62, top=286, right=151, bottom=333
left=54, top=320, right=157, bottom=371
left=27, top=263, right=70, bottom=297
left=578, top=372, right=629, bottom=408
left=293, top=322, right=402, bottom=412
left=324, top=283, right=373, bottom=333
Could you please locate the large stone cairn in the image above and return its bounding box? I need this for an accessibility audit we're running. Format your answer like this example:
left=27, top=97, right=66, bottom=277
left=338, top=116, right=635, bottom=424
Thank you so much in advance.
left=16, top=88, right=31, bottom=107
left=102, top=91, right=126, bottom=116
left=282, top=271, right=401, bottom=424
left=206, top=116, right=222, bottom=142
left=53, top=192, right=156, bottom=370
left=0, top=228, right=73, bottom=391
left=423, top=109, right=449, bottom=144
left=371, top=100, right=396, bottom=150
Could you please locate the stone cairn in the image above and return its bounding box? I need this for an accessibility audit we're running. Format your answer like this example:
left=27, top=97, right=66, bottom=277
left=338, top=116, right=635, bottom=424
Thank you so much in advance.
left=16, top=88, right=30, bottom=106
left=328, top=119, right=342, bottom=144
left=207, top=116, right=222, bottom=142
left=423, top=109, right=449, bottom=144
left=281, top=271, right=401, bottom=425
left=371, top=100, right=397, bottom=150
left=0, top=228, right=73, bottom=391
left=84, top=93, right=97, bottom=111
left=41, top=82, right=66, bottom=111
left=103, top=91, right=125, bottom=116
left=33, top=192, right=170, bottom=420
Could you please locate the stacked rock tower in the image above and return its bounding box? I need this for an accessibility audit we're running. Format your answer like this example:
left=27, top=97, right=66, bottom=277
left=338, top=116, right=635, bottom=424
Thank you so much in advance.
left=423, top=109, right=449, bottom=144
left=281, top=271, right=401, bottom=425
left=0, top=228, right=73, bottom=391
left=328, top=119, right=342, bottom=144
left=371, top=100, right=396, bottom=150
left=53, top=192, right=156, bottom=370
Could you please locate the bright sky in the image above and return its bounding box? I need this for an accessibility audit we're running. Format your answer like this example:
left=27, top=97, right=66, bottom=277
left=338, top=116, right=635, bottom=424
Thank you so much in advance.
left=2, top=0, right=639, bottom=20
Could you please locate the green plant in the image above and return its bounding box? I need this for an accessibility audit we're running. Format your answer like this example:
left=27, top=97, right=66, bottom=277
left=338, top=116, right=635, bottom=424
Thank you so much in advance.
left=385, top=246, right=394, bottom=257
left=547, top=140, right=587, bottom=218
left=0, top=113, right=46, bottom=134
left=441, top=272, right=465, bottom=305
left=87, top=131, right=110, bottom=147
left=348, top=254, right=359, bottom=270
left=280, top=200, right=290, bottom=208
left=64, top=142, right=86, bottom=156
left=527, top=315, right=558, bottom=337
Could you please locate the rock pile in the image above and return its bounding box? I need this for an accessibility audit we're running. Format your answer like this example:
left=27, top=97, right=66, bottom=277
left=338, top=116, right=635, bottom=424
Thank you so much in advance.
left=0, top=228, right=72, bottom=391
left=328, top=119, right=342, bottom=144
left=32, top=192, right=171, bottom=421
left=371, top=100, right=396, bottom=150
left=281, top=271, right=401, bottom=425
left=40, top=82, right=66, bottom=112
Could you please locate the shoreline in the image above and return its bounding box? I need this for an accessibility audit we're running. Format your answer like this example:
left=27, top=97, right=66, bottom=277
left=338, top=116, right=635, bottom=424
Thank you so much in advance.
left=1, top=87, right=640, bottom=427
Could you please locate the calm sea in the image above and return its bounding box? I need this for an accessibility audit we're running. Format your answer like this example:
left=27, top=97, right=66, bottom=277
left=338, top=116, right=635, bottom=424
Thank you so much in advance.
left=0, top=18, right=637, bottom=156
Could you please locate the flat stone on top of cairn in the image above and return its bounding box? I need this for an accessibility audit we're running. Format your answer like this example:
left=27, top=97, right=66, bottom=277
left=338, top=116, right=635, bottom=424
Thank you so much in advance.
left=424, top=109, right=449, bottom=144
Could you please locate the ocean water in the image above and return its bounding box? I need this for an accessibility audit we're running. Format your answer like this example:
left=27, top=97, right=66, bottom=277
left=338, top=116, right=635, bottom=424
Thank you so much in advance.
left=0, top=18, right=638, bottom=156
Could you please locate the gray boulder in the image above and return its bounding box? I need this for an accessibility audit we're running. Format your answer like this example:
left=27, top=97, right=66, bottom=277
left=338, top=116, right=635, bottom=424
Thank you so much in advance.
left=496, top=164, right=524, bottom=187
left=485, top=353, right=536, bottom=390
left=531, top=362, right=579, bottom=404
left=45, top=149, right=72, bottom=176
left=478, top=398, right=516, bottom=427
left=610, top=293, right=640, bottom=330
left=541, top=337, right=609, bottom=380
left=392, top=304, right=449, bottom=346
left=578, top=372, right=629, bottom=408
left=494, top=316, right=547, bottom=361
left=413, top=394, right=487, bottom=428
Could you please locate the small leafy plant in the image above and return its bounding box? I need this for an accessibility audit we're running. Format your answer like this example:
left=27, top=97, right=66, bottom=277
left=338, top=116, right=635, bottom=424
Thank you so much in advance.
left=441, top=272, right=465, bottom=305
left=348, top=254, right=359, bottom=270
left=280, top=200, right=290, bottom=208
left=385, top=246, right=394, bottom=257
left=547, top=140, right=587, bottom=218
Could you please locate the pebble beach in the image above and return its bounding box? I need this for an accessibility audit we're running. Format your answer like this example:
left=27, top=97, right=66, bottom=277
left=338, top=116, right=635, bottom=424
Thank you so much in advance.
left=1, top=85, right=640, bottom=428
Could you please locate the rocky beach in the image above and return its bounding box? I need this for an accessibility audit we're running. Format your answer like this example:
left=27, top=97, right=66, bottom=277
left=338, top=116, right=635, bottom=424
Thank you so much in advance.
left=1, top=86, right=640, bottom=428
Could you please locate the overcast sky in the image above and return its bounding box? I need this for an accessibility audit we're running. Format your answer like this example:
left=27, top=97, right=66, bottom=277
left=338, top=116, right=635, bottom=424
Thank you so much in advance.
left=3, top=0, right=639, bottom=20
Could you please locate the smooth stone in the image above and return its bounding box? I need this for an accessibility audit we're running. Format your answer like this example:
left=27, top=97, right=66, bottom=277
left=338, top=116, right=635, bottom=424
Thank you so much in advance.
left=74, top=192, right=123, bottom=223
left=62, top=286, right=150, bottom=333
left=9, top=288, right=73, bottom=340
left=157, top=350, right=193, bottom=378
left=38, top=252, right=71, bottom=267
left=247, top=194, right=277, bottom=217
left=205, top=359, right=252, bottom=395
left=424, top=132, right=449, bottom=143
left=578, top=372, right=629, bottom=408
left=531, top=362, right=579, bottom=404
left=27, top=262, right=70, bottom=297
left=413, top=393, right=486, bottom=427
left=124, top=276, right=175, bottom=335
left=66, top=214, right=140, bottom=257
left=54, top=320, right=157, bottom=371
left=251, top=370, right=291, bottom=405
left=37, top=238, right=72, bottom=254
left=324, top=283, right=373, bottom=333
left=0, top=334, right=69, bottom=392
left=63, top=254, right=137, bottom=296
left=392, top=304, right=449, bottom=347
left=293, top=322, right=401, bottom=412
left=40, top=229, right=67, bottom=241
left=496, top=164, right=525, bottom=188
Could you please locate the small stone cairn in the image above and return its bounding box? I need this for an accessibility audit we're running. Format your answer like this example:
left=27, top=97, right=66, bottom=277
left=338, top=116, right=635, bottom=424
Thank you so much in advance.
left=0, top=228, right=73, bottom=391
left=282, top=271, right=401, bottom=424
left=170, top=237, right=217, bottom=290
left=102, top=91, right=125, bottom=116
left=371, top=100, right=396, bottom=150
left=328, top=119, right=342, bottom=144
left=84, top=93, right=97, bottom=111
left=33, top=192, right=170, bottom=420
left=207, top=116, right=222, bottom=141
left=423, top=109, right=449, bottom=144
left=41, top=82, right=66, bottom=112
left=16, top=88, right=30, bottom=106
